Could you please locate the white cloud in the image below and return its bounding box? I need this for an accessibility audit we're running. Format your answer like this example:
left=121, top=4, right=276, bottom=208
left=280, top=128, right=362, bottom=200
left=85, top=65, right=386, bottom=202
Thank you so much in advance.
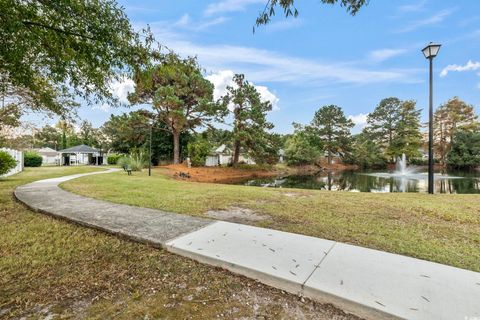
left=369, top=48, right=407, bottom=62
left=206, top=69, right=280, bottom=110
left=206, top=70, right=235, bottom=101
left=110, top=78, right=135, bottom=104
left=440, top=60, right=480, bottom=77
left=173, top=13, right=228, bottom=31
left=95, top=77, right=135, bottom=111
left=161, top=39, right=415, bottom=85
left=397, top=0, right=427, bottom=13
left=204, top=0, right=263, bottom=16
left=197, top=17, right=229, bottom=30
left=175, top=14, right=190, bottom=27
left=396, top=9, right=453, bottom=33
left=348, top=113, right=368, bottom=133
left=255, top=85, right=280, bottom=110
left=264, top=18, right=303, bottom=32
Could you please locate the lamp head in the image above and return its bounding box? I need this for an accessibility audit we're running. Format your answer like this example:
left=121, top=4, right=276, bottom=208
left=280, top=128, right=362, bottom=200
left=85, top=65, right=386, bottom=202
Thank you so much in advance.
left=422, top=42, right=441, bottom=59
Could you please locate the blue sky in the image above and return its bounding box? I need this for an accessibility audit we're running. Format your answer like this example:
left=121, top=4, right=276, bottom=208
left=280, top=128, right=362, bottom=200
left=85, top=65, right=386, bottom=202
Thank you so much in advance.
left=27, top=0, right=480, bottom=134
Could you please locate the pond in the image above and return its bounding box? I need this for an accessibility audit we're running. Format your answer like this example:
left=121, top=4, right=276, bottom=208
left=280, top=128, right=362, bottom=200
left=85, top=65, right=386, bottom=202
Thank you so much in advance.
left=234, top=170, right=480, bottom=194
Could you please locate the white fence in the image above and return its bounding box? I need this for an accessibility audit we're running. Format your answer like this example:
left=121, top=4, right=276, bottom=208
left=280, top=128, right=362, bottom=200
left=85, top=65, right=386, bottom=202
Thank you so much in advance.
left=0, top=147, right=23, bottom=177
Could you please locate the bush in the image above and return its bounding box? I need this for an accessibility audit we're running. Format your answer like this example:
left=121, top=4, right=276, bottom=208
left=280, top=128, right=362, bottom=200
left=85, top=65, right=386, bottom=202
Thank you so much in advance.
left=0, top=151, right=17, bottom=175
left=409, top=158, right=428, bottom=166
left=117, top=156, right=130, bottom=169
left=447, top=130, right=480, bottom=169
left=107, top=153, right=122, bottom=165
left=24, top=151, right=43, bottom=167
left=284, top=132, right=321, bottom=166
left=187, top=137, right=211, bottom=167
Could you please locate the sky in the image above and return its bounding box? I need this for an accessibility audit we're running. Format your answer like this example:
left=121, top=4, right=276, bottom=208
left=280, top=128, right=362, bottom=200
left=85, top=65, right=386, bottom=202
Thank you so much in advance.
left=25, top=0, right=480, bottom=134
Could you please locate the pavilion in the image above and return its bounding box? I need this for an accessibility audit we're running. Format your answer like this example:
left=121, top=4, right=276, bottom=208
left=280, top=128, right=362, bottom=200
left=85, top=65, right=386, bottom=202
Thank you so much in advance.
left=58, top=145, right=104, bottom=166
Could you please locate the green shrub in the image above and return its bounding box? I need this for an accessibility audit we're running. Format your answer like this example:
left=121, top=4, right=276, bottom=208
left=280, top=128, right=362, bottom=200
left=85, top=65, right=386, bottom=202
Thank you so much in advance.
left=0, top=151, right=17, bottom=175
left=24, top=151, right=43, bottom=167
left=117, top=156, right=130, bottom=169
left=187, top=137, right=211, bottom=167
left=129, top=150, right=147, bottom=171
left=107, top=153, right=122, bottom=165
left=410, top=158, right=428, bottom=166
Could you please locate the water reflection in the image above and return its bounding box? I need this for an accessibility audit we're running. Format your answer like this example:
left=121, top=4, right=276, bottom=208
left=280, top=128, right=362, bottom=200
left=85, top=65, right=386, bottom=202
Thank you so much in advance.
left=240, top=170, right=480, bottom=194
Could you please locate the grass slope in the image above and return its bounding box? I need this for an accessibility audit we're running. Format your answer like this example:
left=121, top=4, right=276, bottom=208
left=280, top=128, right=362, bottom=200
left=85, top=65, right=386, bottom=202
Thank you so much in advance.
left=1, top=167, right=357, bottom=319
left=63, top=168, right=480, bottom=272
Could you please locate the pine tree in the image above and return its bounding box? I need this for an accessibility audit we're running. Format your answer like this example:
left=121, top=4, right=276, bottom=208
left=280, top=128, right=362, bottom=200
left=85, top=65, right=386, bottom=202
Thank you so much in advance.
left=365, top=97, right=401, bottom=161
left=220, top=74, right=274, bottom=166
left=434, top=97, right=478, bottom=165
left=389, top=100, right=422, bottom=160
left=129, top=53, right=224, bottom=164
left=310, top=105, right=353, bottom=165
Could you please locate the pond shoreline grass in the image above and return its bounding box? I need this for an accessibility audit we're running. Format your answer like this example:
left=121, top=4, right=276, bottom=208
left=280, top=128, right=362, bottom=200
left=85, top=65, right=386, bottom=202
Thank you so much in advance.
left=62, top=168, right=480, bottom=273
left=1, top=167, right=358, bottom=319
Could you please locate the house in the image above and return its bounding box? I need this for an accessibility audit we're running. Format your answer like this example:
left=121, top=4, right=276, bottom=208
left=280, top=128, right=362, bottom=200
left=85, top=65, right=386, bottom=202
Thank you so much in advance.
left=58, top=144, right=104, bottom=166
left=205, top=144, right=255, bottom=167
left=34, top=147, right=59, bottom=165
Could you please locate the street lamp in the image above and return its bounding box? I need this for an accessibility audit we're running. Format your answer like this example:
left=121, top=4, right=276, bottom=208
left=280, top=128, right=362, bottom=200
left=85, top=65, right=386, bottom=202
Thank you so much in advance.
left=422, top=42, right=441, bottom=194
left=148, top=120, right=153, bottom=176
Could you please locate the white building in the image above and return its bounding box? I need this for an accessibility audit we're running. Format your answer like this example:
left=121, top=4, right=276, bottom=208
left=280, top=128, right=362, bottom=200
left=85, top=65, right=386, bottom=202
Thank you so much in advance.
left=58, top=145, right=104, bottom=166
left=205, top=144, right=255, bottom=167
left=34, top=147, right=60, bottom=165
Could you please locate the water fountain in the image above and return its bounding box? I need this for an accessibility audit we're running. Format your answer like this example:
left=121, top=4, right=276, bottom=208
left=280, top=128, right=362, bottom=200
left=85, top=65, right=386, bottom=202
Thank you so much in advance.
left=364, top=153, right=460, bottom=185
left=394, top=153, right=414, bottom=176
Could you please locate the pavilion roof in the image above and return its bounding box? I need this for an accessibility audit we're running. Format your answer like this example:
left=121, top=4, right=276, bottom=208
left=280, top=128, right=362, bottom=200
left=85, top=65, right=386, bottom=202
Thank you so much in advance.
left=58, top=144, right=99, bottom=153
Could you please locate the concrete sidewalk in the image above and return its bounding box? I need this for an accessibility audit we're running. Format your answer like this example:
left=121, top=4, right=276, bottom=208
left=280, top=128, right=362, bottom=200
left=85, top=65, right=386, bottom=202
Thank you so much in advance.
left=15, top=169, right=480, bottom=320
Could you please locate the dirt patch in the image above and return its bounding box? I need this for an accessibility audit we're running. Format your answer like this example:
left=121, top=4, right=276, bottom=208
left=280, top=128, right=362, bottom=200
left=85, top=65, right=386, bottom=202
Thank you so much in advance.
left=236, top=288, right=361, bottom=320
left=161, top=163, right=286, bottom=183
left=205, top=206, right=269, bottom=224
left=282, top=192, right=312, bottom=198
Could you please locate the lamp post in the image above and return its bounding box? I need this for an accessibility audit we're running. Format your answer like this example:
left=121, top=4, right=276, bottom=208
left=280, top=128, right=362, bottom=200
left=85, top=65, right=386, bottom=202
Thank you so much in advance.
left=148, top=122, right=152, bottom=176
left=422, top=42, right=441, bottom=194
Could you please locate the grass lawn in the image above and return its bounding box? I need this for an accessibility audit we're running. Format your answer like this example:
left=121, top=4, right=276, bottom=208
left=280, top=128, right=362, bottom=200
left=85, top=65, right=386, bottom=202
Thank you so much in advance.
left=63, top=168, right=480, bottom=272
left=1, top=167, right=357, bottom=319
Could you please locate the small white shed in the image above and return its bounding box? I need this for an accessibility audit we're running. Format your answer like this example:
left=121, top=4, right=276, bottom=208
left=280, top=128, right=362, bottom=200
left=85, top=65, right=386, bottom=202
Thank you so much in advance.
left=205, top=144, right=255, bottom=167
left=35, top=147, right=59, bottom=165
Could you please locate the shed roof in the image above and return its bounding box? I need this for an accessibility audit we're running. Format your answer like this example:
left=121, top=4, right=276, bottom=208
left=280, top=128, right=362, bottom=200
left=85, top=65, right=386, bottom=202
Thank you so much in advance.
left=58, top=144, right=99, bottom=153
left=35, top=147, right=58, bottom=154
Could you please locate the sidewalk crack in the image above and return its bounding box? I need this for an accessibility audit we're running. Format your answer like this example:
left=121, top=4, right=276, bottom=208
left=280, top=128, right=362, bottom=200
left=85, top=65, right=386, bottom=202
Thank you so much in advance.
left=302, top=242, right=336, bottom=288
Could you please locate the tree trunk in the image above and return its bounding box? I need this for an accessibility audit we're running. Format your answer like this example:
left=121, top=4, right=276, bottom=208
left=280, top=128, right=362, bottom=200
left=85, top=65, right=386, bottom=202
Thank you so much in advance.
left=232, top=139, right=241, bottom=166
left=328, top=149, right=332, bottom=165
left=62, top=131, right=66, bottom=149
left=173, top=130, right=180, bottom=164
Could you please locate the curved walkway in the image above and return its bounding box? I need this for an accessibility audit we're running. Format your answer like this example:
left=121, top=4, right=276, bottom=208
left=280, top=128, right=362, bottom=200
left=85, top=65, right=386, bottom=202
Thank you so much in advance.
left=14, top=169, right=480, bottom=320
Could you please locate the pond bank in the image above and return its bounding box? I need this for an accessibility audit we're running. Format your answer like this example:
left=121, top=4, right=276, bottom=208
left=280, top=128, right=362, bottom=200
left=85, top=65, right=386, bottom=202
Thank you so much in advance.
left=161, top=163, right=358, bottom=184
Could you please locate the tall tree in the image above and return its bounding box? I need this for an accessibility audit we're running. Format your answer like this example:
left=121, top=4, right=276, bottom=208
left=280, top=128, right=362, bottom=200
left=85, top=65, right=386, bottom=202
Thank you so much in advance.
left=129, top=53, right=222, bottom=164
left=345, top=131, right=387, bottom=169
left=78, top=121, right=100, bottom=147
left=388, top=100, right=422, bottom=160
left=33, top=125, right=61, bottom=150
left=366, top=98, right=402, bottom=157
left=102, top=111, right=191, bottom=164
left=1, top=0, right=153, bottom=122
left=434, top=97, right=478, bottom=165
left=219, top=74, right=274, bottom=166
left=446, top=130, right=480, bottom=170
left=310, top=105, right=353, bottom=165
left=284, top=123, right=323, bottom=165
left=55, top=118, right=74, bottom=149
